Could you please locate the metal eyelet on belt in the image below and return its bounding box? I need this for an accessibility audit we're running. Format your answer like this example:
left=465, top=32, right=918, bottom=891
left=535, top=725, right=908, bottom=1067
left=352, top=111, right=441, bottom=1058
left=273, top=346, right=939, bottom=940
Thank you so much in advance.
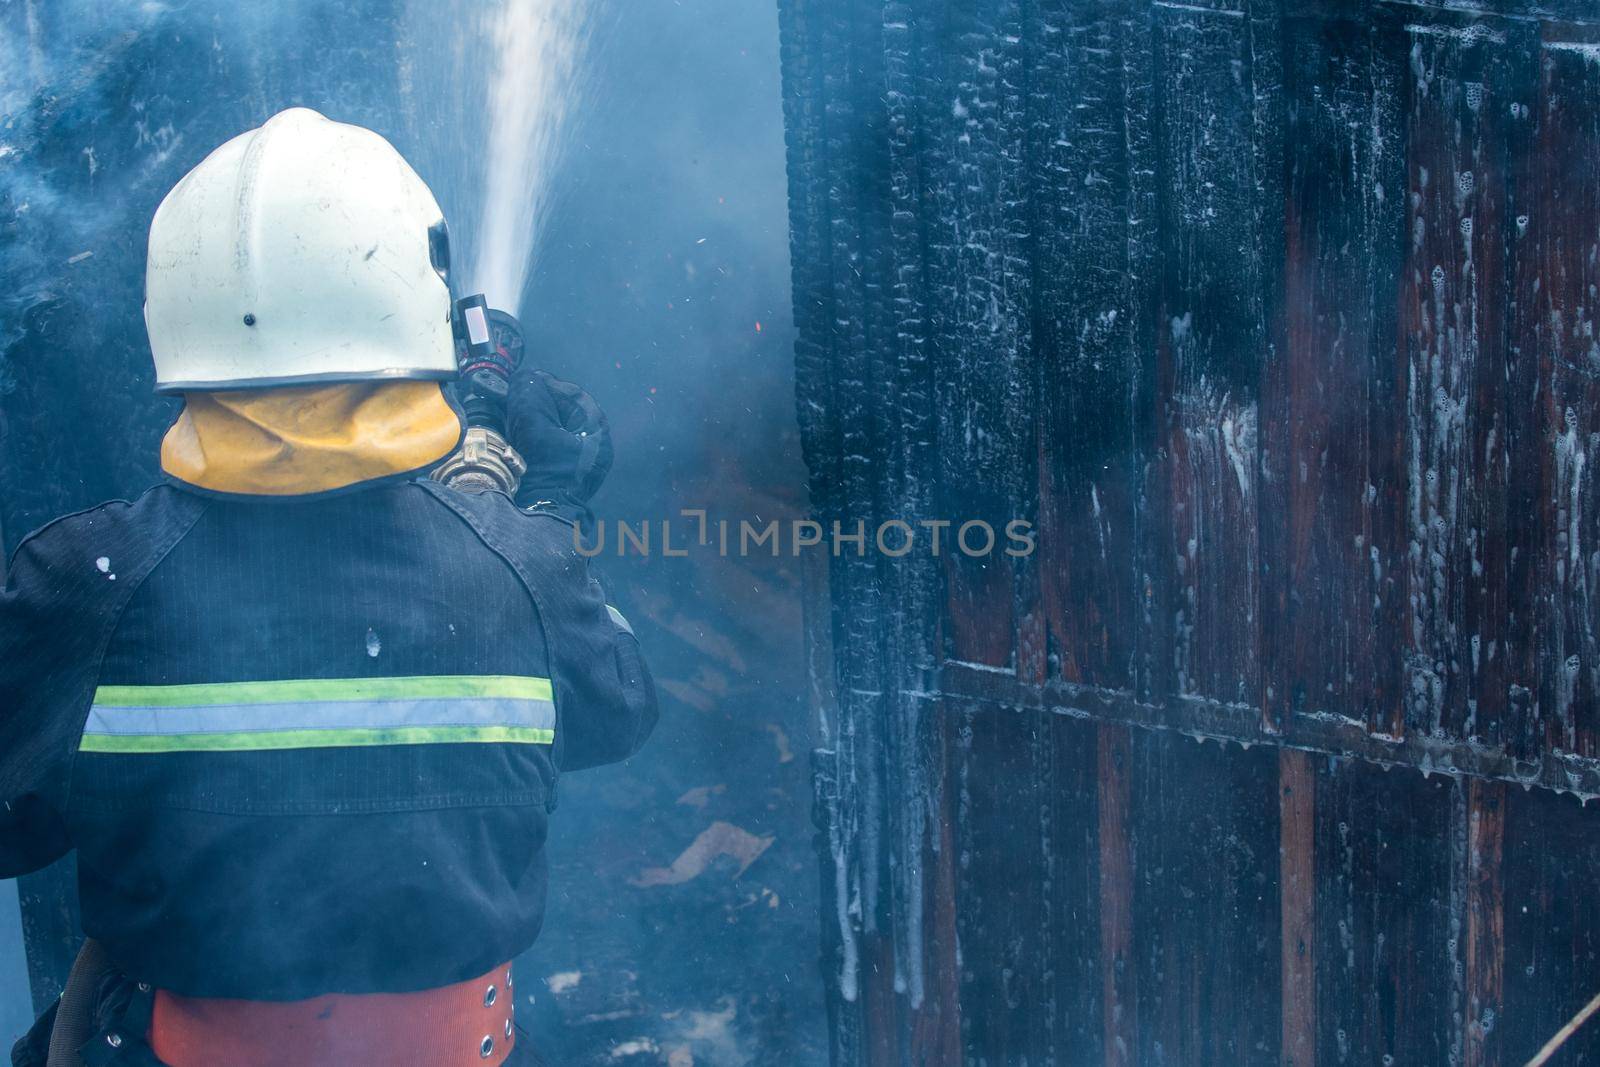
left=484, top=983, right=497, bottom=1007
left=505, top=1018, right=513, bottom=1039
left=506, top=966, right=513, bottom=990
left=480, top=1035, right=495, bottom=1058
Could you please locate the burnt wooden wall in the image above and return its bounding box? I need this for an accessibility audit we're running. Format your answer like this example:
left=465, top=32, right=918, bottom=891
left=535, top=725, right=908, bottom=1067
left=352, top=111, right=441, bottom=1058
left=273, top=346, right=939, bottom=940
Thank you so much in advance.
left=778, top=0, right=1600, bottom=1062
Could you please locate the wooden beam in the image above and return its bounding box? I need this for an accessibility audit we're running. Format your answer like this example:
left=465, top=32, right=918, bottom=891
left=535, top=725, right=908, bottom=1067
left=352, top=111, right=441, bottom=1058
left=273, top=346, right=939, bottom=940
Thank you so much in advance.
left=1280, top=749, right=1317, bottom=1067
left=1097, top=724, right=1136, bottom=1067
left=1464, top=779, right=1506, bottom=1067
left=941, top=662, right=1600, bottom=797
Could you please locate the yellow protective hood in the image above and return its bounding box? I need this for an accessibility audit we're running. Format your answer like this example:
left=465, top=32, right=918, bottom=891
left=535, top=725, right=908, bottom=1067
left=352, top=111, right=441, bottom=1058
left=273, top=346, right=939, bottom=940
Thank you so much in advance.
left=161, top=381, right=463, bottom=496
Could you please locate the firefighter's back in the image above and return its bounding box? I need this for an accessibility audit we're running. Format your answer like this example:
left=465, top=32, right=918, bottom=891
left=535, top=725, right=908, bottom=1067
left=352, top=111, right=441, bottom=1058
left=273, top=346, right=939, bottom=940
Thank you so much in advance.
left=74, top=481, right=558, bottom=1003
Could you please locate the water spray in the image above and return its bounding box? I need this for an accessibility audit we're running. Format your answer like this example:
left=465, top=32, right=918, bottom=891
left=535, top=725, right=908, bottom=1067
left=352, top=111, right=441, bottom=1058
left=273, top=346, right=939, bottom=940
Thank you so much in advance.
left=471, top=0, right=594, bottom=309
left=400, top=0, right=597, bottom=312
left=405, top=0, right=593, bottom=494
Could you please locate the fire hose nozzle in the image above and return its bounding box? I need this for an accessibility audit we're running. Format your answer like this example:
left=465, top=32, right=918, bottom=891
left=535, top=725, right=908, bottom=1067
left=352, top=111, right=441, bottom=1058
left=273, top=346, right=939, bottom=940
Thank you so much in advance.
left=435, top=299, right=529, bottom=495
left=430, top=426, right=527, bottom=496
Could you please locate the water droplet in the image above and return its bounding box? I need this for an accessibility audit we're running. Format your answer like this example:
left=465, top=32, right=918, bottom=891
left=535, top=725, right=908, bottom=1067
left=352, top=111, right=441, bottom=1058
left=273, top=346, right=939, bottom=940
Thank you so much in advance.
left=365, top=629, right=382, bottom=658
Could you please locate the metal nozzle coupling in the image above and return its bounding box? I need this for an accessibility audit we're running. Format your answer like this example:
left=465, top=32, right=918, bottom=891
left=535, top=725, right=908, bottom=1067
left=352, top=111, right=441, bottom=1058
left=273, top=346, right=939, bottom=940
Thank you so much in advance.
left=430, top=427, right=527, bottom=496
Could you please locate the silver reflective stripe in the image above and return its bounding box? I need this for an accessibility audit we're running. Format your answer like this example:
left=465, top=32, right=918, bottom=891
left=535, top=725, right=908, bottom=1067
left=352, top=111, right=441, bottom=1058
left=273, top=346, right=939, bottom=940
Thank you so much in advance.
left=84, top=697, right=554, bottom=737
left=79, top=675, right=556, bottom=754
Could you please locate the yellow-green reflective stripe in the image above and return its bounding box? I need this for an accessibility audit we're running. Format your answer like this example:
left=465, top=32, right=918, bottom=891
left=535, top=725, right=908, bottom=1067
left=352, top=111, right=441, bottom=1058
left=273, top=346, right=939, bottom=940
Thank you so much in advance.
left=93, top=675, right=552, bottom=707
left=82, top=676, right=557, bottom=754
left=79, top=725, right=555, bottom=754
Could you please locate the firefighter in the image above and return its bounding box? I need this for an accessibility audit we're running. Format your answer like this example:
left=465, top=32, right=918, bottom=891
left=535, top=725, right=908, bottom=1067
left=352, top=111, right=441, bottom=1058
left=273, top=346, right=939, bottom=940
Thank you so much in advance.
left=0, top=108, right=656, bottom=1066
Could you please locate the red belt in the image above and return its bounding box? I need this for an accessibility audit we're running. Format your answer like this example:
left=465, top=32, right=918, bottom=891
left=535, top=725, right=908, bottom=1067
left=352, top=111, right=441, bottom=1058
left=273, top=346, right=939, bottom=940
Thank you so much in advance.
left=147, top=963, right=516, bottom=1067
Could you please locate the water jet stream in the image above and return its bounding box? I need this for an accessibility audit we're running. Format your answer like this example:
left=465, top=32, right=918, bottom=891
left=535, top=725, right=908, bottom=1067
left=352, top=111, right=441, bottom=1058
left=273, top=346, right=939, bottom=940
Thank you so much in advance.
left=402, top=0, right=597, bottom=315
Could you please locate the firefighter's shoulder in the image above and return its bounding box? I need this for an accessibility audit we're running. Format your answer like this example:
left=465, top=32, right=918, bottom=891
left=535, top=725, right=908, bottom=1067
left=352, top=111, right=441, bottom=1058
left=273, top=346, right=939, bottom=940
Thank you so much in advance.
left=408, top=478, right=586, bottom=560
left=6, top=483, right=205, bottom=585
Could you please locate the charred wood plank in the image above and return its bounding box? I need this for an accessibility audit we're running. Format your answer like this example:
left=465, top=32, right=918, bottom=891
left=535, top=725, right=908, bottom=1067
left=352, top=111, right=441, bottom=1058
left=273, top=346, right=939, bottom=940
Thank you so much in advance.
left=1500, top=785, right=1600, bottom=1063
left=952, top=703, right=1050, bottom=1060
left=1530, top=27, right=1600, bottom=761
left=1396, top=9, right=1517, bottom=744
left=1313, top=758, right=1457, bottom=1064
left=1129, top=730, right=1281, bottom=1064
left=1463, top=778, right=1505, bottom=1067
left=1098, top=723, right=1137, bottom=1067
left=1268, top=12, right=1408, bottom=744
left=1031, top=0, right=1146, bottom=699
left=1152, top=1, right=1278, bottom=715
left=1045, top=714, right=1104, bottom=1062
left=1280, top=748, right=1318, bottom=1067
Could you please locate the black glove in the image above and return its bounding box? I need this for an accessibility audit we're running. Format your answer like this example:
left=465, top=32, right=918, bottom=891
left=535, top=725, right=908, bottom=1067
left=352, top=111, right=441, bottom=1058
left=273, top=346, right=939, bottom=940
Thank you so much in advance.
left=507, top=370, right=614, bottom=511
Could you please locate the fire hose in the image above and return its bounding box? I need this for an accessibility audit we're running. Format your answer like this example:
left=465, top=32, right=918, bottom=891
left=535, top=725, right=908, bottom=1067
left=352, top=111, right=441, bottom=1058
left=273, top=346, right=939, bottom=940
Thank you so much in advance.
left=431, top=297, right=528, bottom=496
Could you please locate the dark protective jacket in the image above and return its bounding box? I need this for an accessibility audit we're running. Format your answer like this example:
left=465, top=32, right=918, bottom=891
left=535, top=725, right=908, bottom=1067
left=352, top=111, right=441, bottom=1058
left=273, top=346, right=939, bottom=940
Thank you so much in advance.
left=0, top=478, right=656, bottom=1001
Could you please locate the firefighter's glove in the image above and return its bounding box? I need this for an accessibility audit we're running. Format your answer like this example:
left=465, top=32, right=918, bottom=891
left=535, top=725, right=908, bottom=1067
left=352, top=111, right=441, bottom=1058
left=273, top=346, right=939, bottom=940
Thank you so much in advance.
left=508, top=370, right=614, bottom=511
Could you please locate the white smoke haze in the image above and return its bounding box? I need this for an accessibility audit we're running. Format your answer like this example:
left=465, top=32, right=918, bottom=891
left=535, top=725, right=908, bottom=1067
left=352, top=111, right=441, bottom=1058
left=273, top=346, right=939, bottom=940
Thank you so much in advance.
left=2, top=0, right=598, bottom=341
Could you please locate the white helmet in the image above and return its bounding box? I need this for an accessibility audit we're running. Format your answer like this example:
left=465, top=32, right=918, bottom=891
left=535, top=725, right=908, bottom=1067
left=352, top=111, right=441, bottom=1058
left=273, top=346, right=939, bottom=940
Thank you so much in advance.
left=145, top=107, right=458, bottom=392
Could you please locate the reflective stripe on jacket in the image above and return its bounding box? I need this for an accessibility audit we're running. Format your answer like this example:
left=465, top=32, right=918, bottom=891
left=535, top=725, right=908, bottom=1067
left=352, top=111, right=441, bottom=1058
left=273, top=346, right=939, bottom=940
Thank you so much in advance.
left=0, top=479, right=657, bottom=1000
